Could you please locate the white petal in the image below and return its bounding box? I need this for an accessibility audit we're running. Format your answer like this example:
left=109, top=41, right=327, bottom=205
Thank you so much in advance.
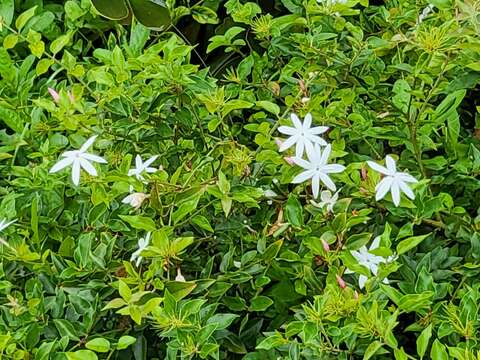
left=278, top=126, right=297, bottom=136
left=320, top=190, right=332, bottom=202
left=311, top=174, right=320, bottom=199
left=80, top=135, right=97, bottom=152
left=320, top=144, right=331, bottom=165
left=370, top=262, right=379, bottom=276
left=135, top=155, right=143, bottom=170
left=305, top=141, right=318, bottom=163
left=0, top=219, right=16, bottom=232
left=290, top=113, right=302, bottom=129
left=309, top=126, right=329, bottom=135
left=303, top=113, right=312, bottom=129
left=71, top=160, right=81, bottom=186
left=122, top=194, right=134, bottom=204
left=397, top=172, right=418, bottom=183
left=398, top=180, right=415, bottom=200
left=79, top=158, right=97, bottom=176
left=278, top=135, right=298, bottom=152
left=292, top=157, right=311, bottom=169
left=382, top=277, right=389, bottom=284
left=367, top=161, right=389, bottom=175
left=385, top=155, right=396, bottom=173
left=292, top=170, right=314, bottom=184
left=375, top=177, right=393, bottom=201
left=143, top=155, right=158, bottom=168
left=82, top=153, right=107, bottom=164
left=144, top=167, right=157, bottom=173
left=322, top=164, right=345, bottom=174
left=319, top=172, right=336, bottom=191
left=370, top=236, right=381, bottom=250
left=295, top=139, right=305, bottom=158
left=50, top=157, right=74, bottom=173
left=391, top=181, right=401, bottom=206
left=358, top=275, right=368, bottom=289
left=309, top=136, right=328, bottom=146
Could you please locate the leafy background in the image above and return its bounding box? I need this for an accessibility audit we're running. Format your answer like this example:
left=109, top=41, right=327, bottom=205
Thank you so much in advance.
left=0, top=0, right=479, bottom=359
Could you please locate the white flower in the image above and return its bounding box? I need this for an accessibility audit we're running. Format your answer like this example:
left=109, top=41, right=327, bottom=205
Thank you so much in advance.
left=130, top=232, right=151, bottom=267
left=417, top=4, right=434, bottom=25
left=346, top=236, right=396, bottom=289
left=278, top=113, right=329, bottom=158
left=310, top=190, right=339, bottom=212
left=367, top=155, right=418, bottom=207
left=175, top=268, right=186, bottom=282
left=49, top=135, right=107, bottom=186
left=122, top=192, right=149, bottom=209
left=292, top=144, right=345, bottom=198
left=128, top=155, right=158, bottom=181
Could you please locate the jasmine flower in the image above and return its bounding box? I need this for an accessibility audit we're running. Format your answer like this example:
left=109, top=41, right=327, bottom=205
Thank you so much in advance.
left=122, top=192, right=149, bottom=209
left=130, top=232, right=151, bottom=267
left=128, top=155, right=158, bottom=181
left=310, top=190, right=339, bottom=212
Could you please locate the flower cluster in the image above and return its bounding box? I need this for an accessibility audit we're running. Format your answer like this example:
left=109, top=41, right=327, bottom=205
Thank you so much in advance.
left=276, top=113, right=418, bottom=288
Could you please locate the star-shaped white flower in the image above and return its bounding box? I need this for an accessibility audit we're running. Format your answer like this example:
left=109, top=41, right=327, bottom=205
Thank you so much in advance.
left=130, top=232, right=151, bottom=267
left=128, top=155, right=158, bottom=181
left=346, top=236, right=396, bottom=289
left=278, top=113, right=328, bottom=158
left=310, top=190, right=339, bottom=212
left=367, top=155, right=418, bottom=207
left=49, top=135, right=107, bottom=186
left=122, top=192, right=149, bottom=209
left=292, top=144, right=345, bottom=198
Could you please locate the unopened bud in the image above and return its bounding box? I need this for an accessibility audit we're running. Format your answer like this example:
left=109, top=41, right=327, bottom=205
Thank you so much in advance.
left=301, top=97, right=310, bottom=104
left=284, top=156, right=295, bottom=165
left=175, top=268, right=185, bottom=282
left=275, top=138, right=283, bottom=148
left=48, top=87, right=60, bottom=103
left=354, top=290, right=359, bottom=299
left=67, top=90, right=75, bottom=103
left=321, top=239, right=330, bottom=252
left=336, top=274, right=346, bottom=289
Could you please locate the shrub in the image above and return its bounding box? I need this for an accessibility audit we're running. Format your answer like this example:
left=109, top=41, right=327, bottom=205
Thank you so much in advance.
left=0, top=0, right=479, bottom=359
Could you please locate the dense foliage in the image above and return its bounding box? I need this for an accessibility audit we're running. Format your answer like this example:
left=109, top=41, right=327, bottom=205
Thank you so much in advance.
left=0, top=0, right=479, bottom=359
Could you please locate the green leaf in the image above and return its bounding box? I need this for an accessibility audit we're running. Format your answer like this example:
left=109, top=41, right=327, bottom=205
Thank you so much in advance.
left=363, top=341, right=383, bottom=360
left=3, top=34, right=18, bottom=49
left=256, top=332, right=286, bottom=350
left=118, top=280, right=132, bottom=302
left=205, top=313, right=239, bottom=330
left=285, top=194, right=303, bottom=227
left=430, top=340, right=448, bottom=360
left=53, top=319, right=80, bottom=341
left=66, top=350, right=98, bottom=360
left=0, top=106, right=23, bottom=132
left=36, top=58, right=54, bottom=76
left=91, top=0, right=129, bottom=20
left=191, top=5, right=219, bottom=24
left=102, top=298, right=126, bottom=310
left=0, top=0, right=14, bottom=26
left=15, top=6, right=37, bottom=32
left=249, top=296, right=273, bottom=311
left=222, top=99, right=253, bottom=118
left=119, top=215, right=156, bottom=232
left=129, top=0, right=171, bottom=29
left=191, top=215, right=214, bottom=232
left=50, top=33, right=71, bottom=55
left=417, top=324, right=432, bottom=359
left=218, top=170, right=230, bottom=193
left=255, top=101, right=280, bottom=116
left=86, top=338, right=110, bottom=353
left=117, top=335, right=136, bottom=350
left=396, top=234, right=430, bottom=255
left=394, top=348, right=408, bottom=360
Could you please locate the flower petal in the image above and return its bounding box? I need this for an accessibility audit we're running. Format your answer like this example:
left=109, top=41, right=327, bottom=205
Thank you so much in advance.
left=144, top=155, right=158, bottom=168
left=71, top=160, right=81, bottom=186
left=358, top=274, right=368, bottom=289
left=319, top=172, right=336, bottom=191
left=397, top=172, right=418, bottom=183
left=322, top=164, right=345, bottom=173
left=370, top=236, right=381, bottom=250
left=122, top=194, right=134, bottom=204
left=79, top=158, right=97, bottom=176
left=50, top=157, right=74, bottom=173
left=370, top=262, right=379, bottom=276
left=375, top=177, right=393, bottom=201
left=311, top=174, right=320, bottom=199
left=292, top=170, right=314, bottom=184
left=320, top=144, right=331, bottom=165
left=292, top=157, right=311, bottom=169
left=391, top=180, right=401, bottom=206
left=278, top=125, right=297, bottom=136
left=290, top=113, right=302, bottom=129
left=80, top=135, right=97, bottom=152
left=278, top=135, right=298, bottom=152
left=135, top=155, right=143, bottom=170
left=309, top=126, right=329, bottom=135
left=82, top=153, right=107, bottom=164
left=295, top=138, right=305, bottom=158
left=398, top=180, right=415, bottom=200
left=367, top=160, right=389, bottom=175
left=320, top=190, right=331, bottom=202
left=385, top=155, right=396, bottom=173
left=303, top=113, right=312, bottom=129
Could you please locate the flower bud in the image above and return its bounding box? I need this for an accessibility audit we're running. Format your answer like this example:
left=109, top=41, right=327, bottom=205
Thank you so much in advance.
left=275, top=138, right=283, bottom=149
left=336, top=274, right=346, bottom=289
left=283, top=156, right=295, bottom=165
left=321, top=239, right=330, bottom=252
left=122, top=192, right=150, bottom=209
left=48, top=87, right=60, bottom=103
left=175, top=268, right=186, bottom=282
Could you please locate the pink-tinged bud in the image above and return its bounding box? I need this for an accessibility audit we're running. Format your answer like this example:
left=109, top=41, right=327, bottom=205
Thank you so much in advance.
left=321, top=239, right=330, bottom=252
left=67, top=90, right=75, bottom=103
left=336, top=274, right=346, bottom=289
left=354, top=290, right=359, bottom=300
left=48, top=87, right=60, bottom=103
left=284, top=156, right=295, bottom=165
left=275, top=138, right=283, bottom=148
